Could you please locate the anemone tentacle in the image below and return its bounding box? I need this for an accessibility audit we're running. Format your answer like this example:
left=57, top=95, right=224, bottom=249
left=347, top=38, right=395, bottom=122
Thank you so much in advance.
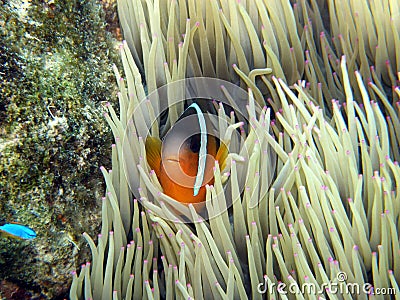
left=70, top=1, right=399, bottom=299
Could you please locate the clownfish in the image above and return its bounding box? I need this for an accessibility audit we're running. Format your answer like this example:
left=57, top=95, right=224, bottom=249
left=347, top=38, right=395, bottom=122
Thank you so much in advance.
left=0, top=223, right=37, bottom=240
left=145, top=103, right=228, bottom=204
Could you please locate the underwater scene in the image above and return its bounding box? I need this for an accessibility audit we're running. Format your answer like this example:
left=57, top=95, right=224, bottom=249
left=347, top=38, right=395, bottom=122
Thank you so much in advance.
left=1, top=0, right=399, bottom=299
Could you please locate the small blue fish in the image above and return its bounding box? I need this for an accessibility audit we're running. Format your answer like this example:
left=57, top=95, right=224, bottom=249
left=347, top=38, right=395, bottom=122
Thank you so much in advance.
left=0, top=223, right=37, bottom=240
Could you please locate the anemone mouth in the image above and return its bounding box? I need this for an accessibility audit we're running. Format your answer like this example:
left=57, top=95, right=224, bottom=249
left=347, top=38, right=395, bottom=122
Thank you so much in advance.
left=71, top=0, right=399, bottom=299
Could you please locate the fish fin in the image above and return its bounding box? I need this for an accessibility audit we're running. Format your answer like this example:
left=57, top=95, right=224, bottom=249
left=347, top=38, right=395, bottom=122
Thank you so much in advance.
left=145, top=136, right=162, bottom=176
left=215, top=142, right=229, bottom=171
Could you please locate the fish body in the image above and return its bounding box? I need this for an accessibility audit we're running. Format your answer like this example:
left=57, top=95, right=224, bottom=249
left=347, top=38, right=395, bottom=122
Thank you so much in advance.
left=146, top=103, right=228, bottom=204
left=0, top=223, right=37, bottom=240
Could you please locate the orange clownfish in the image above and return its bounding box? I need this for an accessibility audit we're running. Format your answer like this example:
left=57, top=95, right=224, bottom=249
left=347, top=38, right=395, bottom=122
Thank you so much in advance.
left=145, top=103, right=228, bottom=204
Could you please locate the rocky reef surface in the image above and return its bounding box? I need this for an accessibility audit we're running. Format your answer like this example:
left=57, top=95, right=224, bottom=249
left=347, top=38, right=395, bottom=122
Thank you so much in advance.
left=0, top=0, right=120, bottom=297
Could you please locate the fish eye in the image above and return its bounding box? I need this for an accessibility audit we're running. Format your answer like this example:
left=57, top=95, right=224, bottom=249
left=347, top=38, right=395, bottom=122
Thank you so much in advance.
left=189, top=134, right=201, bottom=153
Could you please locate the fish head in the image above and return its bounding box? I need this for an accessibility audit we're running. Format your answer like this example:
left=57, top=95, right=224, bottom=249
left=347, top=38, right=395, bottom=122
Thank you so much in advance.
left=161, top=115, right=216, bottom=190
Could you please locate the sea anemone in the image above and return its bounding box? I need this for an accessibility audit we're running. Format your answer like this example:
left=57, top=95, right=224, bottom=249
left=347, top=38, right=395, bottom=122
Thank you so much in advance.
left=70, top=0, right=399, bottom=299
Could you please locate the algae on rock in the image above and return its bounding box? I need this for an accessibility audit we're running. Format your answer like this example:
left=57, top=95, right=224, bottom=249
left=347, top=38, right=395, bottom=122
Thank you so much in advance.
left=0, top=0, right=120, bottom=297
